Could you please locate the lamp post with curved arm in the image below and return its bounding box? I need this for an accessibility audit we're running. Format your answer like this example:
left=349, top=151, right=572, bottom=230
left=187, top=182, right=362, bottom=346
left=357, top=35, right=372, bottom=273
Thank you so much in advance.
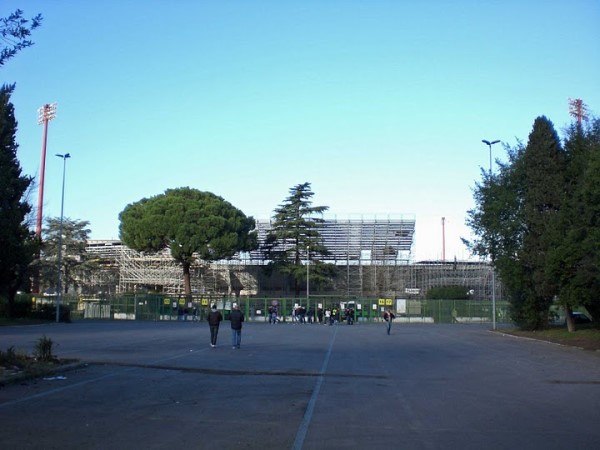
left=482, top=139, right=500, bottom=330
left=306, top=246, right=310, bottom=303
left=55, top=153, right=71, bottom=323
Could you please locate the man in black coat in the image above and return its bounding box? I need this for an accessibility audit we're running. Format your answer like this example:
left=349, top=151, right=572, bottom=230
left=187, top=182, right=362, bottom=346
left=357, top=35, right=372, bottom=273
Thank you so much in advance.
left=230, top=304, right=244, bottom=349
left=207, top=305, right=223, bottom=347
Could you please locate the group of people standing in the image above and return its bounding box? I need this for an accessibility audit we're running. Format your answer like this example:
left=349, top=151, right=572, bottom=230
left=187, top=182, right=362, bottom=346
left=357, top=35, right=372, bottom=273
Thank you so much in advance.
left=205, top=304, right=398, bottom=348
left=323, top=305, right=357, bottom=325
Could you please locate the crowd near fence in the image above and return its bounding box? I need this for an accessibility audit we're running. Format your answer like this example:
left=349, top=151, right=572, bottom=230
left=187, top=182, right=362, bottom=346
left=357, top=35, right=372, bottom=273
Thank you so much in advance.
left=23, top=294, right=510, bottom=325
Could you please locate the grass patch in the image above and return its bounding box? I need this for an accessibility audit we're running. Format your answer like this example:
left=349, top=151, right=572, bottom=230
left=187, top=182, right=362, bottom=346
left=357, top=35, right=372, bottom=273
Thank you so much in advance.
left=0, top=336, right=77, bottom=383
left=500, top=325, right=600, bottom=351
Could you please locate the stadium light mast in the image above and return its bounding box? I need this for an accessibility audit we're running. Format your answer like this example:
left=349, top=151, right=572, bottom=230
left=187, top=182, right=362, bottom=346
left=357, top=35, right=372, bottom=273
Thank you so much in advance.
left=55, top=152, right=70, bottom=323
left=568, top=98, right=588, bottom=126
left=441, top=217, right=446, bottom=262
left=482, top=139, right=501, bottom=330
left=36, top=103, right=57, bottom=237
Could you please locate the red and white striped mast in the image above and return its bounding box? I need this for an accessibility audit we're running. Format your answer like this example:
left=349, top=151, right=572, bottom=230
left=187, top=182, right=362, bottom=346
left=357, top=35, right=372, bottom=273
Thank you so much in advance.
left=35, top=103, right=57, bottom=237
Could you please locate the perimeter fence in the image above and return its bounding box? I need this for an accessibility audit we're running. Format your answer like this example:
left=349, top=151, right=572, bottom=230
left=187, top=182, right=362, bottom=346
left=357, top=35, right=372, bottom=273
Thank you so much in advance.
left=41, top=294, right=510, bottom=325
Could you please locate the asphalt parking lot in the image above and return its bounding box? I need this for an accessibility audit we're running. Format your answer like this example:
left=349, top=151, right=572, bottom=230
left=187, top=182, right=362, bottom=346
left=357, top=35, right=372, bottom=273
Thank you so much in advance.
left=1, top=320, right=599, bottom=450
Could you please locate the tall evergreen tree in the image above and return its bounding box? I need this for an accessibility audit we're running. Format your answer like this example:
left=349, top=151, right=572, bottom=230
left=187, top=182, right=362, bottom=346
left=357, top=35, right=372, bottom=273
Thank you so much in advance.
left=466, top=144, right=530, bottom=325
left=33, top=218, right=93, bottom=295
left=0, top=84, right=37, bottom=317
left=265, top=182, right=335, bottom=296
left=549, top=118, right=600, bottom=326
left=466, top=117, right=565, bottom=330
left=516, top=116, right=565, bottom=328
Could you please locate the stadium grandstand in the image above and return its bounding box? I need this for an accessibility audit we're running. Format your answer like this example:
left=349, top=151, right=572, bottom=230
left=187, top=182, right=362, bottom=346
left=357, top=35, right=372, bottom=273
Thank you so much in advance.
left=85, top=216, right=499, bottom=300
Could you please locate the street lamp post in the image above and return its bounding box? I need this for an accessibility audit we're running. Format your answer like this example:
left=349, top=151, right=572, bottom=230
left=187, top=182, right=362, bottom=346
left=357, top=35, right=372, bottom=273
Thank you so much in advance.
left=482, top=139, right=500, bottom=330
left=55, top=153, right=71, bottom=323
left=306, top=246, right=310, bottom=304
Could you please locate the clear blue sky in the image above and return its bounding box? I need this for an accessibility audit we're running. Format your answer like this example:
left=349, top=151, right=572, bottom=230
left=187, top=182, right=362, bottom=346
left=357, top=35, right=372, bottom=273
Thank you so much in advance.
left=3, top=1, right=599, bottom=261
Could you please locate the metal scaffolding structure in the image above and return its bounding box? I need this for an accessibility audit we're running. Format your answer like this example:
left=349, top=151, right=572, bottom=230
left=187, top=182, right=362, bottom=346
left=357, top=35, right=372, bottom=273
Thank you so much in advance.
left=83, top=217, right=501, bottom=299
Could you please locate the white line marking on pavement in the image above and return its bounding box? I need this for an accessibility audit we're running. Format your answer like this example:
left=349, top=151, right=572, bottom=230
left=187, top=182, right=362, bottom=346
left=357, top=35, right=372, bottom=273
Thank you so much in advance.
left=292, top=325, right=338, bottom=450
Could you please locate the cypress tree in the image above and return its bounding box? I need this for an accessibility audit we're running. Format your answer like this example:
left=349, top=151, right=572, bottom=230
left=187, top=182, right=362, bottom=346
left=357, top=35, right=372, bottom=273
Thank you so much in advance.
left=550, top=119, right=600, bottom=326
left=265, top=182, right=335, bottom=296
left=512, top=116, right=565, bottom=329
left=0, top=84, right=37, bottom=317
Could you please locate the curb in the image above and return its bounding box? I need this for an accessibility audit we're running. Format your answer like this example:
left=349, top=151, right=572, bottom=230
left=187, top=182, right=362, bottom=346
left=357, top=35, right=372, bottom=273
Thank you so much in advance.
left=0, top=361, right=85, bottom=386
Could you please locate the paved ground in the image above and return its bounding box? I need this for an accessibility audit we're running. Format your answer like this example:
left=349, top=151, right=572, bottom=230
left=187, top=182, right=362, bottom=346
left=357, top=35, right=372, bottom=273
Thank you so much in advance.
left=1, top=320, right=599, bottom=450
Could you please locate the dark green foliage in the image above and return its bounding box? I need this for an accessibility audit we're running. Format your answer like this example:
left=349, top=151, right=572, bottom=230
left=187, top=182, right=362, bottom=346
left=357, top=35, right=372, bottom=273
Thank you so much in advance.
left=0, top=84, right=37, bottom=317
left=119, top=187, right=257, bottom=296
left=30, top=304, right=70, bottom=322
left=468, top=114, right=600, bottom=329
left=0, top=9, right=43, bottom=67
left=33, top=218, right=93, bottom=295
left=0, top=346, right=28, bottom=369
left=426, top=285, right=470, bottom=300
left=512, top=117, right=565, bottom=328
left=265, top=182, right=335, bottom=295
left=0, top=295, right=70, bottom=322
left=549, top=119, right=600, bottom=323
left=33, top=335, right=55, bottom=362
left=466, top=117, right=567, bottom=330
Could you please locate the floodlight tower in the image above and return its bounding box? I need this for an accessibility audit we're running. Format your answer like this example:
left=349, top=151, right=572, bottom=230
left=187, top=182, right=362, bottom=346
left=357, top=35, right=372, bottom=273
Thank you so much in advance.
left=36, top=103, right=57, bottom=237
left=568, top=98, right=588, bottom=126
left=441, top=217, right=446, bottom=262
left=482, top=139, right=501, bottom=330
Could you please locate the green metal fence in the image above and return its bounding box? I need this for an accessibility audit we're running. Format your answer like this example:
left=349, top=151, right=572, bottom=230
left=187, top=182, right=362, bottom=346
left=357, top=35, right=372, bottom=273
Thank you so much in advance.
left=46, top=294, right=510, bottom=325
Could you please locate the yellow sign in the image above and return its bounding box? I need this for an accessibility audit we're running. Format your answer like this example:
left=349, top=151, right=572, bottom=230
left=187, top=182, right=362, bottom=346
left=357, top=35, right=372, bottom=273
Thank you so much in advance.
left=201, top=298, right=209, bottom=306
left=379, top=298, right=393, bottom=305
left=163, top=298, right=170, bottom=305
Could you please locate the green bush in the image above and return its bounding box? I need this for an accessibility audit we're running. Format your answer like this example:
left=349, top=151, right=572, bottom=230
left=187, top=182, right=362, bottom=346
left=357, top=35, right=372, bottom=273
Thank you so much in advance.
left=34, top=335, right=55, bottom=362
left=30, top=305, right=71, bottom=322
left=0, top=297, right=72, bottom=322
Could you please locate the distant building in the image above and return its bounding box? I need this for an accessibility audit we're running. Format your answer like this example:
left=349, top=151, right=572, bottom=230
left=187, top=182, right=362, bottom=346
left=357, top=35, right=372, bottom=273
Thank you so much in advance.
left=84, top=217, right=499, bottom=299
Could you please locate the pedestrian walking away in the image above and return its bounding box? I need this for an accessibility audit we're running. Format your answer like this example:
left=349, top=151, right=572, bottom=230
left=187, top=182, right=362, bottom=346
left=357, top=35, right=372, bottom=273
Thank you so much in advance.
left=384, top=309, right=396, bottom=335
left=207, top=304, right=223, bottom=347
left=229, top=303, right=244, bottom=349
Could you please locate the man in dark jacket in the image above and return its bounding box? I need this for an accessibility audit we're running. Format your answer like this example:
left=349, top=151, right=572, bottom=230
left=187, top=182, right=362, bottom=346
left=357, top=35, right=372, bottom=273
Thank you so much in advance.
left=207, top=305, right=223, bottom=347
left=384, top=309, right=396, bottom=335
left=229, top=303, right=244, bottom=349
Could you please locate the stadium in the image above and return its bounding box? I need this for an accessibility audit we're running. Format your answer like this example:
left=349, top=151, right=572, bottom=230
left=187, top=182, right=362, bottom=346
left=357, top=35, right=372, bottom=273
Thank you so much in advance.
left=85, top=216, right=501, bottom=302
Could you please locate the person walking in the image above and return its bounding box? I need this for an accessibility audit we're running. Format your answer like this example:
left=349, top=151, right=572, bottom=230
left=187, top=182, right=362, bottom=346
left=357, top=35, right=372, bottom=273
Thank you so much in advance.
left=207, top=305, right=223, bottom=347
left=384, top=309, right=396, bottom=335
left=230, top=303, right=244, bottom=349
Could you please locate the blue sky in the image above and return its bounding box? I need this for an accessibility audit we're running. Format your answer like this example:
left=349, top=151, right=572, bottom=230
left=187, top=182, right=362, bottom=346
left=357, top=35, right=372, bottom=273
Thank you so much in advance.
left=3, top=1, right=599, bottom=261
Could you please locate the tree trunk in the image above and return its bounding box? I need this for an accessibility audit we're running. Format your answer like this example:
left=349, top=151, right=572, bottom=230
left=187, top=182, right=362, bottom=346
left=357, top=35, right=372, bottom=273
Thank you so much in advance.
left=294, top=275, right=300, bottom=297
left=565, top=305, right=575, bottom=333
left=63, top=268, right=70, bottom=294
left=182, top=261, right=192, bottom=297
left=6, top=289, right=16, bottom=319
